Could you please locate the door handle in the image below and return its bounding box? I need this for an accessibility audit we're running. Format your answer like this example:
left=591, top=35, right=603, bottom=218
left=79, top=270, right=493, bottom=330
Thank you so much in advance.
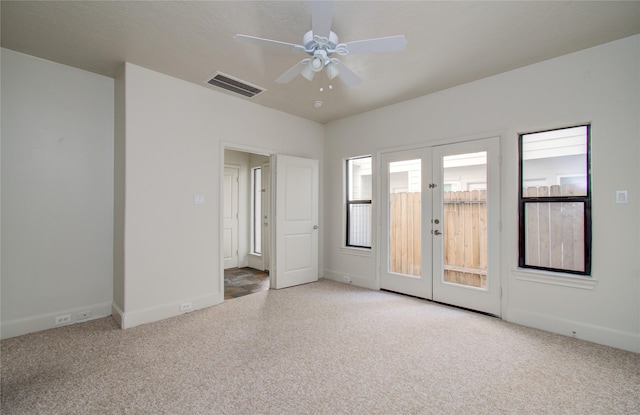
left=313, top=225, right=319, bottom=230
left=433, top=229, right=442, bottom=235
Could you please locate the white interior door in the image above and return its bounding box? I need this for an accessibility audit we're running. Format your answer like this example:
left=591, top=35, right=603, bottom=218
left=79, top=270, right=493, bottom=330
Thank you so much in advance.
left=272, top=155, right=319, bottom=289
left=380, top=138, right=501, bottom=316
left=223, top=165, right=239, bottom=269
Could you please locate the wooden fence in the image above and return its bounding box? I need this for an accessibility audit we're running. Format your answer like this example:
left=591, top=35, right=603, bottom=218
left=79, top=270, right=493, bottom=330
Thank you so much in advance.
left=390, top=190, right=487, bottom=288
left=443, top=190, right=487, bottom=288
left=389, top=184, right=586, bottom=287
left=523, top=185, right=585, bottom=272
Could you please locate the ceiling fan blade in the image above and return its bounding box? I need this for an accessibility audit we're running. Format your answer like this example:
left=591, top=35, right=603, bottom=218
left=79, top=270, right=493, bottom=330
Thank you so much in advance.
left=311, top=0, right=333, bottom=39
left=332, top=61, right=363, bottom=87
left=275, top=60, right=310, bottom=83
left=234, top=34, right=305, bottom=53
left=340, top=35, right=408, bottom=55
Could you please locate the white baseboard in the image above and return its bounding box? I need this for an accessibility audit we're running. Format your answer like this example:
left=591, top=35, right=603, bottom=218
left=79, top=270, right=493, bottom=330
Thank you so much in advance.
left=324, top=269, right=378, bottom=290
left=1, top=301, right=113, bottom=340
left=248, top=254, right=264, bottom=271
left=116, top=292, right=224, bottom=330
left=507, top=308, right=640, bottom=353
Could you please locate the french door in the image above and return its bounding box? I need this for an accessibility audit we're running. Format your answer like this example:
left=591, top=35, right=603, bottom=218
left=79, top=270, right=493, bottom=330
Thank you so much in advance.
left=380, top=137, right=501, bottom=316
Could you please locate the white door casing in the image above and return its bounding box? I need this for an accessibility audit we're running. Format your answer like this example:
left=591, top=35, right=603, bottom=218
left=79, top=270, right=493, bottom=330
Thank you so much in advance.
left=272, top=155, right=319, bottom=289
left=223, top=165, right=239, bottom=269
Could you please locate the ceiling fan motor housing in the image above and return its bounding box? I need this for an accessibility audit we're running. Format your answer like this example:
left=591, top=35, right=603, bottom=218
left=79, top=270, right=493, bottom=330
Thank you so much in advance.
left=303, top=30, right=339, bottom=54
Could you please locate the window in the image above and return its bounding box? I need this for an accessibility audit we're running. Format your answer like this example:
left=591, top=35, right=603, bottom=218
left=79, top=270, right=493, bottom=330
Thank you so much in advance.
left=251, top=167, right=262, bottom=255
left=346, top=156, right=372, bottom=248
left=518, top=125, right=591, bottom=275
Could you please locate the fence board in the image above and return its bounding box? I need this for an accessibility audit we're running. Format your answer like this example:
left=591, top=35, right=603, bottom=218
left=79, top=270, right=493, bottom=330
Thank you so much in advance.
left=525, top=187, right=539, bottom=265
left=550, top=185, right=563, bottom=268
left=522, top=184, right=585, bottom=271
left=538, top=186, right=550, bottom=267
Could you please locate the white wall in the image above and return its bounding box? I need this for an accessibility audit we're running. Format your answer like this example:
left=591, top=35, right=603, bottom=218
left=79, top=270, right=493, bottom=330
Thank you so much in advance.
left=1, top=49, right=114, bottom=338
left=115, top=63, right=323, bottom=328
left=324, top=35, right=640, bottom=352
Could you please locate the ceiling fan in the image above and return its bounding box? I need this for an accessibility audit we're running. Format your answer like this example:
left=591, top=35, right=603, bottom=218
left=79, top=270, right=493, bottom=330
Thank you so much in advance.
left=234, top=1, right=407, bottom=87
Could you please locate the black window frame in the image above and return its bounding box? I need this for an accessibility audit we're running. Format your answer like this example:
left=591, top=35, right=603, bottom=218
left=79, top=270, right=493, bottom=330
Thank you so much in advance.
left=346, top=156, right=372, bottom=249
left=518, top=124, right=592, bottom=275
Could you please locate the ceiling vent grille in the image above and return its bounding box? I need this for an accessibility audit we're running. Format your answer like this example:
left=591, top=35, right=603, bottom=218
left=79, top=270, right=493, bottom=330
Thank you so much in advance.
left=204, top=72, right=265, bottom=98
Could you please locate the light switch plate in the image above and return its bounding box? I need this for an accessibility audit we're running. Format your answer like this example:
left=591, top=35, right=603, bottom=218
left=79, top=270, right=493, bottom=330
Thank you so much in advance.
left=616, top=190, right=628, bottom=204
left=194, top=194, right=205, bottom=205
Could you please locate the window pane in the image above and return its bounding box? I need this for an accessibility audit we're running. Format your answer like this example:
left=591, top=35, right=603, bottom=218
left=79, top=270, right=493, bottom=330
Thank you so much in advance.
left=442, top=152, right=487, bottom=289
left=389, top=159, right=421, bottom=276
left=349, top=157, right=372, bottom=200
left=524, top=201, right=585, bottom=272
left=522, top=126, right=588, bottom=197
left=348, top=203, right=371, bottom=247
left=252, top=168, right=261, bottom=254
left=347, top=156, right=372, bottom=248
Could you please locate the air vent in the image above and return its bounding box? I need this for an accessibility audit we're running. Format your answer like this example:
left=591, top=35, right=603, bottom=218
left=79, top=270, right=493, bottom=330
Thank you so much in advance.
left=204, top=72, right=265, bottom=98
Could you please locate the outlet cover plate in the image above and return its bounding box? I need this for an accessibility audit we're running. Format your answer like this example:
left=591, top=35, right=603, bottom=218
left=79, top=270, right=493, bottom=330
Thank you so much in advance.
left=55, top=314, right=72, bottom=325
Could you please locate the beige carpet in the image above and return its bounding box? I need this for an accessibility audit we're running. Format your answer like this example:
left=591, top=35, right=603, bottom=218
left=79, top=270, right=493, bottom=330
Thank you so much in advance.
left=2, top=279, right=639, bottom=414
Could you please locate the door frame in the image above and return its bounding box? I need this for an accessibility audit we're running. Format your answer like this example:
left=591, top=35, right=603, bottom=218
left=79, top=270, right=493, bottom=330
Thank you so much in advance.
left=376, top=132, right=506, bottom=316
left=221, top=142, right=276, bottom=295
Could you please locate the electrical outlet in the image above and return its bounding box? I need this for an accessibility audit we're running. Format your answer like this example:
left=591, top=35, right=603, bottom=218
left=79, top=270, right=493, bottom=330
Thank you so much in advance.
left=342, top=276, right=352, bottom=284
left=180, top=302, right=193, bottom=312
left=77, top=310, right=92, bottom=321
left=55, top=314, right=72, bottom=325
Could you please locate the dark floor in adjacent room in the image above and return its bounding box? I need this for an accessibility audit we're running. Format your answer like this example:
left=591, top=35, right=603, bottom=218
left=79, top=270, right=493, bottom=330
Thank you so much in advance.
left=224, top=267, right=269, bottom=300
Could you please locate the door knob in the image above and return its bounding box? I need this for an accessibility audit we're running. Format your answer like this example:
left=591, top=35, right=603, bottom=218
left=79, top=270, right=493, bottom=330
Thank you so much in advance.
left=313, top=225, right=319, bottom=230
left=433, top=230, right=442, bottom=235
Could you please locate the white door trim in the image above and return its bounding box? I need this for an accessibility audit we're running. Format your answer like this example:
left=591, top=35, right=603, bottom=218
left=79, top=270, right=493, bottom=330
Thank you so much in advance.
left=223, top=165, right=240, bottom=269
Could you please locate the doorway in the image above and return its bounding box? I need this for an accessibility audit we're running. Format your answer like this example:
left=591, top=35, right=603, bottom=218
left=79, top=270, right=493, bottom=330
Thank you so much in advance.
left=223, top=149, right=271, bottom=298
left=222, top=150, right=320, bottom=297
left=379, top=137, right=501, bottom=316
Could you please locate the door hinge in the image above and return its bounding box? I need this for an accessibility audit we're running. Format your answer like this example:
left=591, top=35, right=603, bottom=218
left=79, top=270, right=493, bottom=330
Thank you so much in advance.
left=498, top=221, right=502, bottom=232
left=499, top=155, right=502, bottom=166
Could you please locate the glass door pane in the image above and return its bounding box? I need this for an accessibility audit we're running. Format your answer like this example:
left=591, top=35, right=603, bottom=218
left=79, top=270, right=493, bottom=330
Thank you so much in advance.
left=442, top=152, right=487, bottom=288
left=389, top=159, right=421, bottom=276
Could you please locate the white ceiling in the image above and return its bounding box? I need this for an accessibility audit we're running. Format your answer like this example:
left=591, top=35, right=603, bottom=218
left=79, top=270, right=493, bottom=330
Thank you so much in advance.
left=2, top=1, right=639, bottom=124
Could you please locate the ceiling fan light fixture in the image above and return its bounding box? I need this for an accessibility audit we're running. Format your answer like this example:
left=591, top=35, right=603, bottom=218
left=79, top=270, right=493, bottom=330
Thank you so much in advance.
left=326, top=62, right=339, bottom=80
left=234, top=1, right=406, bottom=88
left=310, top=56, right=324, bottom=72
left=301, top=64, right=316, bottom=81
